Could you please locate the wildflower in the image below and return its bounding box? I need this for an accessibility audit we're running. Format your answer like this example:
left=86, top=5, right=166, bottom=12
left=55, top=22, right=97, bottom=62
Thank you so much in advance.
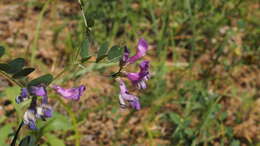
left=30, top=85, right=47, bottom=97
left=118, top=79, right=141, bottom=110
left=16, top=84, right=52, bottom=130
left=51, top=85, right=86, bottom=101
left=23, top=109, right=37, bottom=130
left=29, top=85, right=48, bottom=104
left=128, top=38, right=148, bottom=64
left=119, top=47, right=130, bottom=67
left=36, top=104, right=52, bottom=119
left=15, top=88, right=30, bottom=104
left=126, top=60, right=150, bottom=89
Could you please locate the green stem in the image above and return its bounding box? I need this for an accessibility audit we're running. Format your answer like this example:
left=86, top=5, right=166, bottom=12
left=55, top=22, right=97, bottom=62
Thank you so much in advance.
left=78, top=0, right=88, bottom=28
left=11, top=121, right=24, bottom=146
left=31, top=0, right=51, bottom=65
left=0, top=70, right=23, bottom=87
left=52, top=67, right=69, bottom=82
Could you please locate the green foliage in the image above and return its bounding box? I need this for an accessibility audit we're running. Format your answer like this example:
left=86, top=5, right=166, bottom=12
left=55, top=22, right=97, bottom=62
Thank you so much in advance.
left=80, top=39, right=91, bottom=62
left=28, top=74, right=53, bottom=86
left=0, top=124, right=13, bottom=145
left=13, top=68, right=35, bottom=79
left=0, top=46, right=5, bottom=58
left=107, top=45, right=123, bottom=62
left=45, top=134, right=65, bottom=146
left=96, top=42, right=109, bottom=62
left=0, top=0, right=258, bottom=145
left=4, top=86, right=24, bottom=117
left=0, top=58, right=25, bottom=74
left=19, top=136, right=37, bottom=146
left=168, top=113, right=181, bottom=125
left=40, top=112, right=72, bottom=132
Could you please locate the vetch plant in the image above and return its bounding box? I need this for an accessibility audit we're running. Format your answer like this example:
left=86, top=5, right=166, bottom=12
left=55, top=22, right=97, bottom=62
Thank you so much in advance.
left=0, top=1, right=151, bottom=145
left=0, top=37, right=150, bottom=145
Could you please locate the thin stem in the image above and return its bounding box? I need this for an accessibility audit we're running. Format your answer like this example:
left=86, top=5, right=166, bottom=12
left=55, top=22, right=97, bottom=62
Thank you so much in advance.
left=30, top=0, right=51, bottom=65
left=11, top=121, right=24, bottom=146
left=78, top=0, right=88, bottom=28
left=52, top=68, right=69, bottom=82
left=0, top=70, right=23, bottom=87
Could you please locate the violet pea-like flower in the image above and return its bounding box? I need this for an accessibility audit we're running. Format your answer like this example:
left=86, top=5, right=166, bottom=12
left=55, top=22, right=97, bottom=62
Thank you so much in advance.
left=52, top=85, right=86, bottom=101
left=16, top=88, right=30, bottom=104
left=29, top=85, right=48, bottom=104
left=118, top=79, right=141, bottom=110
left=23, top=109, right=37, bottom=130
left=128, top=38, right=148, bottom=64
left=36, top=104, right=52, bottom=119
left=16, top=85, right=49, bottom=104
left=126, top=60, right=150, bottom=89
left=120, top=47, right=130, bottom=66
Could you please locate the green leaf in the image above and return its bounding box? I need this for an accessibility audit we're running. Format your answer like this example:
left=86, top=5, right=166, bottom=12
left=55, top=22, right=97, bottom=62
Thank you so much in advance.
left=96, top=42, right=108, bottom=62
left=80, top=39, right=91, bottom=62
left=184, top=128, right=194, bottom=137
left=19, top=136, right=36, bottom=146
left=28, top=74, right=53, bottom=86
left=12, top=68, right=35, bottom=79
left=0, top=46, right=5, bottom=58
left=0, top=63, right=9, bottom=72
left=0, top=124, right=13, bottom=145
left=46, top=134, right=65, bottom=146
left=87, top=17, right=95, bottom=27
left=169, top=113, right=181, bottom=125
left=40, top=112, right=72, bottom=132
left=230, top=140, right=240, bottom=146
left=107, top=45, right=123, bottom=62
left=6, top=58, right=25, bottom=74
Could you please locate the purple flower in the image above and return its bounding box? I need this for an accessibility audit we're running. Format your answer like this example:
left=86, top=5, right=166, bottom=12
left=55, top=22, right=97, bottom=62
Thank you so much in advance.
left=120, top=47, right=130, bottom=66
left=30, top=85, right=47, bottom=97
left=128, top=38, right=148, bottom=64
left=16, top=88, right=30, bottom=104
left=52, top=85, right=86, bottom=100
left=36, top=104, right=52, bottom=119
left=29, top=85, right=48, bottom=104
left=23, top=109, right=37, bottom=130
left=16, top=84, right=54, bottom=130
left=118, top=79, right=141, bottom=110
left=126, top=60, right=150, bottom=89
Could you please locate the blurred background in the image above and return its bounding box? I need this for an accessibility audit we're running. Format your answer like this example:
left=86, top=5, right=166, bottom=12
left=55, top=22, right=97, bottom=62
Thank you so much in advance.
left=0, top=0, right=259, bottom=145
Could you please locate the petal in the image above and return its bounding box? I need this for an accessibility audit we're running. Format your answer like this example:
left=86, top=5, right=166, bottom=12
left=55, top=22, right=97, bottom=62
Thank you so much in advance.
left=118, top=94, right=127, bottom=109
left=137, top=80, right=147, bottom=89
left=128, top=38, right=148, bottom=63
left=121, top=93, right=138, bottom=101
left=127, top=73, right=140, bottom=83
left=52, top=85, right=86, bottom=100
left=16, top=88, right=30, bottom=104
left=139, top=60, right=149, bottom=73
left=36, top=104, right=52, bottom=118
left=118, top=79, right=128, bottom=93
left=138, top=38, right=149, bottom=53
left=130, top=98, right=141, bottom=110
left=30, top=86, right=47, bottom=97
left=23, top=109, right=37, bottom=130
left=28, top=121, right=37, bottom=130
left=120, top=47, right=130, bottom=66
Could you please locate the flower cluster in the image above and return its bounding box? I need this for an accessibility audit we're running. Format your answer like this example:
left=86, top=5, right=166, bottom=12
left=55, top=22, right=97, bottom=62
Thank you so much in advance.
left=16, top=84, right=86, bottom=130
left=117, top=38, right=150, bottom=110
